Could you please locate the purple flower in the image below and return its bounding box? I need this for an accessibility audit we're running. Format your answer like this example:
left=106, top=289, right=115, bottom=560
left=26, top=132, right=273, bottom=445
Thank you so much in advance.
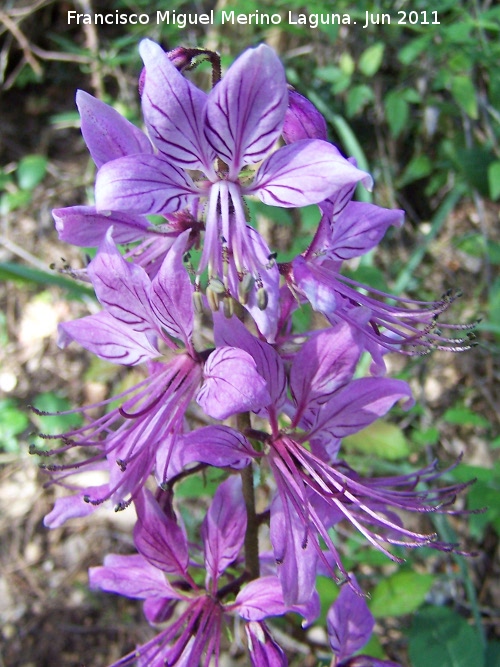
left=89, top=478, right=312, bottom=666
left=53, top=91, right=187, bottom=277
left=93, top=40, right=371, bottom=339
left=36, top=230, right=270, bottom=517
left=209, top=316, right=469, bottom=604
left=283, top=186, right=474, bottom=368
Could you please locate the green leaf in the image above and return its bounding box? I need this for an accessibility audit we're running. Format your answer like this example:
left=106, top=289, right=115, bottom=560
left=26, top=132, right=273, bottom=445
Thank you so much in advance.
left=358, top=43, right=385, bottom=77
left=442, top=405, right=490, bottom=428
left=370, top=571, right=435, bottom=618
left=451, top=76, right=478, bottom=119
left=0, top=399, right=29, bottom=453
left=31, top=392, right=83, bottom=438
left=346, top=84, right=374, bottom=118
left=397, top=154, right=432, bottom=187
left=398, top=35, right=431, bottom=65
left=342, top=420, right=410, bottom=460
left=0, top=262, right=94, bottom=298
left=486, top=640, right=500, bottom=667
left=408, top=606, right=485, bottom=667
left=384, top=93, right=409, bottom=138
left=488, top=161, right=500, bottom=200
left=17, top=154, right=48, bottom=190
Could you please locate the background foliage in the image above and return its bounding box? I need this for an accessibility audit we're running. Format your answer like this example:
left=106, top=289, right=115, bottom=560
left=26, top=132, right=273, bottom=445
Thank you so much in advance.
left=0, top=1, right=499, bottom=666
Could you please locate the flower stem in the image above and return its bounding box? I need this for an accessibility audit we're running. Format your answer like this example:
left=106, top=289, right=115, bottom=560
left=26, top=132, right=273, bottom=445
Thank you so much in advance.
left=238, top=412, right=260, bottom=580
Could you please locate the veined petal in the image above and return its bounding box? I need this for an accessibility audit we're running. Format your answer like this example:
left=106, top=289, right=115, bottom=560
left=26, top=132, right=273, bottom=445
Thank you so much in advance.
left=328, top=201, right=404, bottom=261
left=58, top=311, right=159, bottom=365
left=197, top=346, right=271, bottom=420
left=234, top=576, right=287, bottom=621
left=149, top=230, right=193, bottom=347
left=290, top=322, right=364, bottom=419
left=89, top=553, right=180, bottom=600
left=327, top=576, right=374, bottom=660
left=88, top=230, right=155, bottom=334
left=76, top=90, right=153, bottom=168
left=309, top=377, right=414, bottom=441
left=248, top=140, right=372, bottom=207
left=53, top=205, right=152, bottom=246
left=181, top=425, right=256, bottom=470
left=139, top=39, right=215, bottom=174
left=95, top=154, right=200, bottom=215
left=204, top=44, right=287, bottom=176
left=214, top=313, right=286, bottom=411
left=245, top=622, right=288, bottom=667
left=134, top=489, right=189, bottom=576
left=202, top=476, right=246, bottom=588
left=270, top=493, right=318, bottom=606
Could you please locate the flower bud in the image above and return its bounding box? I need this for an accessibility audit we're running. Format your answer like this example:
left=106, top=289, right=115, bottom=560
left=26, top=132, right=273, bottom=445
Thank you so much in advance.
left=282, top=89, right=328, bottom=144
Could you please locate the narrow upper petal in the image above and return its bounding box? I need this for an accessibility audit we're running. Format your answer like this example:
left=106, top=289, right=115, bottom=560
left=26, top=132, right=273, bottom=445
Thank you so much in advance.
left=149, top=230, right=193, bottom=347
left=248, top=140, right=372, bottom=207
left=133, top=489, right=189, bottom=576
left=88, top=230, right=156, bottom=334
left=308, top=377, right=414, bottom=441
left=76, top=90, right=153, bottom=168
left=53, top=205, right=152, bottom=247
left=139, top=39, right=215, bottom=174
left=58, top=311, right=158, bottom=365
left=89, top=553, right=180, bottom=600
left=204, top=44, right=287, bottom=177
left=180, top=425, right=256, bottom=470
left=95, top=154, right=200, bottom=215
left=327, top=201, right=404, bottom=261
left=202, top=476, right=247, bottom=588
left=327, top=576, right=374, bottom=660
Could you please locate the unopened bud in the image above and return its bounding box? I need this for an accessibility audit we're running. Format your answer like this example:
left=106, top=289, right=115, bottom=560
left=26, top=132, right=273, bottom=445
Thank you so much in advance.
left=282, top=89, right=328, bottom=144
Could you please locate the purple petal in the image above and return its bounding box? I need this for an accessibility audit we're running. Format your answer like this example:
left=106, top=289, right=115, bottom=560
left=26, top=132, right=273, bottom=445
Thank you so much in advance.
left=139, top=39, right=215, bottom=173
left=53, top=206, right=152, bottom=246
left=133, top=488, right=189, bottom=576
left=234, top=576, right=287, bottom=620
left=310, top=377, right=414, bottom=441
left=149, top=230, right=193, bottom=347
left=205, top=44, right=287, bottom=177
left=76, top=90, right=153, bottom=168
left=197, top=347, right=271, bottom=420
left=327, top=202, right=404, bottom=261
left=181, top=425, right=256, bottom=470
left=282, top=90, right=328, bottom=144
left=58, top=311, right=158, bottom=365
left=290, top=322, right=363, bottom=419
left=89, top=553, right=179, bottom=600
left=202, top=476, right=246, bottom=587
left=43, top=486, right=108, bottom=528
left=327, top=576, right=374, bottom=660
left=248, top=140, right=372, bottom=207
left=245, top=622, right=288, bottom=667
left=214, top=314, right=286, bottom=411
left=88, top=230, right=155, bottom=333
left=95, top=154, right=200, bottom=215
left=270, top=493, right=318, bottom=606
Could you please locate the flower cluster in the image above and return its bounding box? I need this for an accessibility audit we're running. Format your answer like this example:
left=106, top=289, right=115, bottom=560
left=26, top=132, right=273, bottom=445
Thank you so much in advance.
left=38, top=41, right=474, bottom=666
